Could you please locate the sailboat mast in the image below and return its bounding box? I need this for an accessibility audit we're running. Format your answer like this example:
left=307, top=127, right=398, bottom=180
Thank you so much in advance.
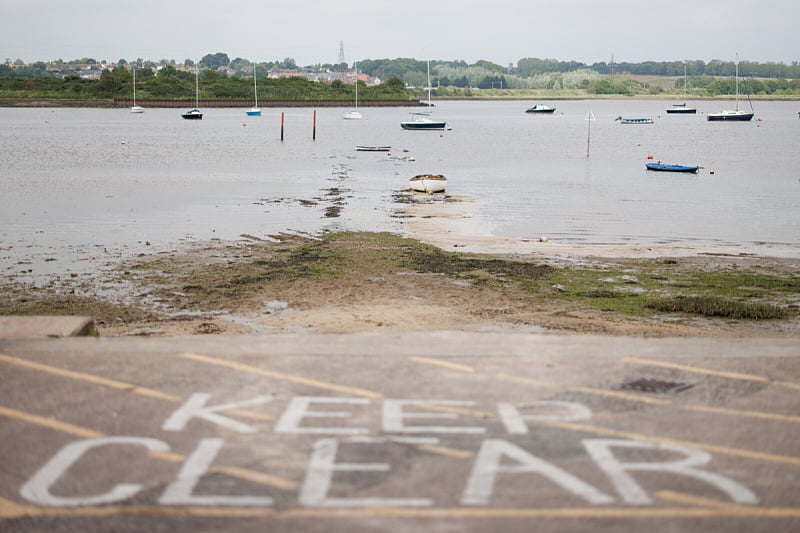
left=253, top=66, right=258, bottom=107
left=735, top=53, right=740, bottom=111
left=427, top=60, right=432, bottom=110
left=195, top=65, right=199, bottom=108
left=132, top=67, right=136, bottom=105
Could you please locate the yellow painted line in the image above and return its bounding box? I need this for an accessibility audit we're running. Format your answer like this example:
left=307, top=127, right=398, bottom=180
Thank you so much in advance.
left=0, top=405, right=104, bottom=439
left=656, top=490, right=758, bottom=512
left=417, top=403, right=495, bottom=419
left=0, top=353, right=272, bottom=422
left=541, top=420, right=800, bottom=467
left=499, top=372, right=800, bottom=424
left=417, top=444, right=475, bottom=459
left=0, top=353, right=180, bottom=401
left=497, top=373, right=669, bottom=405
left=409, top=356, right=475, bottom=373
left=0, top=405, right=296, bottom=492
left=623, top=357, right=772, bottom=384
left=213, top=466, right=298, bottom=491
left=685, top=404, right=800, bottom=424
left=776, top=381, right=800, bottom=392
left=178, top=352, right=383, bottom=399
left=3, top=496, right=800, bottom=520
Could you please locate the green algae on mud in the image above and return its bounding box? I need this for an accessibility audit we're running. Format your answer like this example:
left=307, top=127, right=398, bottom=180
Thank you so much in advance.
left=2, top=231, right=799, bottom=335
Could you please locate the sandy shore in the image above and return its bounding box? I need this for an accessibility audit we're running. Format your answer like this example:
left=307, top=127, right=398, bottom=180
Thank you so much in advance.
left=402, top=193, right=800, bottom=261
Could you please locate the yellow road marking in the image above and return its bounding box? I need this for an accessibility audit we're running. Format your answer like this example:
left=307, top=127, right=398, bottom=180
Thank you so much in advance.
left=0, top=353, right=271, bottom=421
left=409, top=356, right=475, bottom=373
left=541, top=420, right=800, bottom=467
left=498, top=373, right=669, bottom=405
left=656, top=490, right=759, bottom=511
left=499, top=372, right=800, bottom=424
left=684, top=404, right=800, bottom=424
left=0, top=353, right=180, bottom=401
left=0, top=405, right=297, bottom=491
left=0, top=405, right=104, bottom=439
left=418, top=444, right=475, bottom=459
left=623, top=357, right=772, bottom=384
left=178, top=352, right=383, bottom=399
left=3, top=496, right=800, bottom=520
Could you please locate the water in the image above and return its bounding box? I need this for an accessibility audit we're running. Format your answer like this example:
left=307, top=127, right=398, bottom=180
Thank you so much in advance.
left=1, top=100, right=799, bottom=279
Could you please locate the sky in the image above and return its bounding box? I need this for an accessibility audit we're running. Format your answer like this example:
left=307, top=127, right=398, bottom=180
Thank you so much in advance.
left=2, top=0, right=797, bottom=67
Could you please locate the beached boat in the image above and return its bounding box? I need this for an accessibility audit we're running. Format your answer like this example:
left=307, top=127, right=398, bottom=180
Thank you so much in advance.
left=708, top=54, right=754, bottom=121
left=401, top=61, right=446, bottom=130
left=182, top=65, right=202, bottom=120
left=525, top=104, right=556, bottom=114
left=666, top=64, right=696, bottom=114
left=646, top=162, right=700, bottom=173
left=246, top=67, right=261, bottom=116
left=409, top=174, right=447, bottom=193
left=616, top=116, right=654, bottom=124
left=130, top=67, right=144, bottom=113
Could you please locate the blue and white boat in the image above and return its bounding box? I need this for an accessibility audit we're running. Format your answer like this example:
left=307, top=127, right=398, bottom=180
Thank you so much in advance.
left=646, top=162, right=700, bottom=173
left=246, top=67, right=261, bottom=116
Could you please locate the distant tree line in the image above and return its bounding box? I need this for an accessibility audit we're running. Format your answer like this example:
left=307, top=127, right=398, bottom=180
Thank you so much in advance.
left=4, top=54, right=800, bottom=98
left=0, top=65, right=413, bottom=101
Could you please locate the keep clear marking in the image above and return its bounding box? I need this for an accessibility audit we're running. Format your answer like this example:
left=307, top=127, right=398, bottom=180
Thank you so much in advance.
left=16, top=394, right=765, bottom=513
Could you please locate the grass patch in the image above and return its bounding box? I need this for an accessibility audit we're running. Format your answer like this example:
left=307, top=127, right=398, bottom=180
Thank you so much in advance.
left=546, top=262, right=800, bottom=320
left=647, top=296, right=792, bottom=320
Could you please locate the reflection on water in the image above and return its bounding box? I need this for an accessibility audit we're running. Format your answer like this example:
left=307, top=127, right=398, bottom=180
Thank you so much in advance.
left=1, top=101, right=798, bottom=279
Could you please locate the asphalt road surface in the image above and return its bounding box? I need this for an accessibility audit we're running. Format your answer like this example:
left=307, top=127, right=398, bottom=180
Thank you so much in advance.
left=1, top=332, right=798, bottom=532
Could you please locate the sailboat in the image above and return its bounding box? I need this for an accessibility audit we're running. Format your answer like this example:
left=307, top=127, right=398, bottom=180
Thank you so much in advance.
left=246, top=66, right=261, bottom=116
left=343, top=62, right=363, bottom=120
left=666, top=64, right=696, bottom=114
left=401, top=60, right=446, bottom=130
left=182, top=65, right=203, bottom=120
left=130, top=66, right=144, bottom=113
left=708, top=54, right=754, bottom=121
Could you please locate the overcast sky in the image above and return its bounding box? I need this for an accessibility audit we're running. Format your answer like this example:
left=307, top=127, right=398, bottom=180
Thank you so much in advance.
left=2, top=0, right=797, bottom=66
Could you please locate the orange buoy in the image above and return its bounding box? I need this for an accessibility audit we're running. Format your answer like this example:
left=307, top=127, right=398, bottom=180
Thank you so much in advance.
left=647, top=154, right=654, bottom=160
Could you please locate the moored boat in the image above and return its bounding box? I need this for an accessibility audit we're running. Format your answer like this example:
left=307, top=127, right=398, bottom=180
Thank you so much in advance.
left=525, top=104, right=556, bottom=114
left=646, top=162, right=700, bottom=173
left=708, top=54, right=754, bottom=122
left=409, top=174, right=447, bottom=193
left=401, top=60, right=446, bottom=130
left=182, top=65, right=202, bottom=120
left=616, top=116, right=654, bottom=124
left=355, top=145, right=391, bottom=151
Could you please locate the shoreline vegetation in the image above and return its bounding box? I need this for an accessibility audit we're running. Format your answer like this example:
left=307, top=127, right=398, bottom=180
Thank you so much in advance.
left=1, top=92, right=798, bottom=109
left=3, top=228, right=798, bottom=338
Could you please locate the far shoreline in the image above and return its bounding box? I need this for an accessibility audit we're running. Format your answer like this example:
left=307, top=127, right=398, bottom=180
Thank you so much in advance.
left=1, top=94, right=799, bottom=108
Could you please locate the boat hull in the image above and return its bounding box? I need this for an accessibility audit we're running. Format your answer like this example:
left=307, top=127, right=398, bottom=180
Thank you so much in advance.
left=343, top=111, right=363, bottom=120
left=707, top=111, right=753, bottom=121
left=401, top=120, right=447, bottom=130
left=182, top=109, right=203, bottom=120
left=646, top=163, right=699, bottom=173
left=409, top=174, right=447, bottom=193
left=355, top=146, right=391, bottom=152
left=525, top=105, right=556, bottom=114
left=665, top=107, right=696, bottom=114
left=617, top=117, right=653, bottom=124
left=246, top=108, right=261, bottom=116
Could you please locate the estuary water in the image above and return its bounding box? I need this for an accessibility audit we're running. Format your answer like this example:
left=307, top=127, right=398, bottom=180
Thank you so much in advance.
left=1, top=100, right=799, bottom=278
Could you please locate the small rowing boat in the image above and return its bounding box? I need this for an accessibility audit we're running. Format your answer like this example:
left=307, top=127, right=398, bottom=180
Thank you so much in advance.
left=409, top=174, right=447, bottom=193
